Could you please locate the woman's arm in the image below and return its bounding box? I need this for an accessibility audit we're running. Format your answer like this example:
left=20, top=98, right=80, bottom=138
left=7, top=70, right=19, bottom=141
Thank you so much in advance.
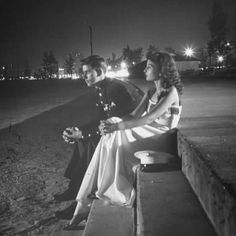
left=103, top=86, right=179, bottom=133
left=119, top=86, right=178, bottom=130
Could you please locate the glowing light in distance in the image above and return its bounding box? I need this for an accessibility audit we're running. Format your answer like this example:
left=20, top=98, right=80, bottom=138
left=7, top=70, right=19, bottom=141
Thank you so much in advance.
left=121, top=61, right=127, bottom=69
left=217, top=55, right=224, bottom=62
left=106, top=71, right=116, bottom=78
left=106, top=69, right=129, bottom=78
left=116, top=69, right=129, bottom=77
left=184, top=47, right=195, bottom=57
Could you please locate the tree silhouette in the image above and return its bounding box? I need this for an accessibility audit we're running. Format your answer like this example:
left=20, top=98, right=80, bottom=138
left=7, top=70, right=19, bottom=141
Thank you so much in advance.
left=164, top=47, right=176, bottom=54
left=207, top=2, right=228, bottom=64
left=122, top=45, right=143, bottom=67
left=64, top=53, right=75, bottom=78
left=147, top=45, right=160, bottom=55
left=42, top=51, right=58, bottom=79
left=107, top=53, right=123, bottom=70
left=208, top=2, right=227, bottom=43
left=197, top=46, right=210, bottom=68
left=71, top=50, right=83, bottom=75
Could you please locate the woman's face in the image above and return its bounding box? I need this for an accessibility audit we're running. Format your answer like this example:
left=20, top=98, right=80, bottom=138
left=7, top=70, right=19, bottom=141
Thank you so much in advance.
left=144, top=60, right=158, bottom=81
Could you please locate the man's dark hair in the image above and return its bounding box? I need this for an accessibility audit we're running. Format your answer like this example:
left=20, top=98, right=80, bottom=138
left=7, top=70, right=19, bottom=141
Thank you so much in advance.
left=81, top=55, right=107, bottom=73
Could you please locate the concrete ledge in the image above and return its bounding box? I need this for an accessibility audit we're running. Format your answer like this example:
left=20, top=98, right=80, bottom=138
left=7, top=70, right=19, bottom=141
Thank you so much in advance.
left=83, top=199, right=134, bottom=236
left=178, top=121, right=236, bottom=236
left=136, top=167, right=216, bottom=236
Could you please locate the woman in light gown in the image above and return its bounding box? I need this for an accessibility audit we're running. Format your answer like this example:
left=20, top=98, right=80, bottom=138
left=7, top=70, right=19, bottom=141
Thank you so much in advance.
left=65, top=51, right=183, bottom=229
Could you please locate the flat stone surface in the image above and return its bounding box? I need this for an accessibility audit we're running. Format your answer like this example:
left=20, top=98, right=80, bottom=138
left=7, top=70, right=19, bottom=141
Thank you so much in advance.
left=179, top=116, right=236, bottom=196
left=179, top=116, right=236, bottom=129
left=83, top=200, right=133, bottom=236
left=137, top=170, right=216, bottom=236
left=52, top=225, right=84, bottom=236
left=178, top=115, right=236, bottom=236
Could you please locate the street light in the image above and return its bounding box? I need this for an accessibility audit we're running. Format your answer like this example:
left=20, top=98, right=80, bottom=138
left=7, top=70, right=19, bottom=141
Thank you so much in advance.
left=217, top=55, right=224, bottom=63
left=89, top=25, right=93, bottom=56
left=121, top=61, right=127, bottom=69
left=184, top=47, right=195, bottom=57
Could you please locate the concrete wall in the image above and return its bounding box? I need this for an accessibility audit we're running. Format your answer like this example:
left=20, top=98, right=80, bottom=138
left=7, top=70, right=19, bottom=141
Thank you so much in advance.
left=176, top=61, right=200, bottom=71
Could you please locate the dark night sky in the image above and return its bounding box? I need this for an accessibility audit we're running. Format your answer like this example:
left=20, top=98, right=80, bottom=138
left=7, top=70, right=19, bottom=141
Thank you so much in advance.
left=0, top=0, right=235, bottom=71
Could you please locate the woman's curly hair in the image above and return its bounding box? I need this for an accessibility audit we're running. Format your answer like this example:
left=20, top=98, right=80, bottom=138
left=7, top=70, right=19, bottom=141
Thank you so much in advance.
left=146, top=51, right=183, bottom=94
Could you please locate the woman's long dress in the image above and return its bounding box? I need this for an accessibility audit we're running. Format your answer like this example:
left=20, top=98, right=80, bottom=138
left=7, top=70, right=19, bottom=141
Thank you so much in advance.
left=75, top=99, right=182, bottom=208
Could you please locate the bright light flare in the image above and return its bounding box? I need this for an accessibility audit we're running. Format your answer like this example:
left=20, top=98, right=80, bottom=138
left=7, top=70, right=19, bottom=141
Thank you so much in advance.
left=120, top=61, right=127, bottom=69
left=184, top=47, right=195, bottom=57
left=106, top=62, right=129, bottom=78
left=116, top=69, right=129, bottom=77
left=106, top=71, right=116, bottom=78
left=217, top=55, right=224, bottom=63
left=106, top=69, right=129, bottom=78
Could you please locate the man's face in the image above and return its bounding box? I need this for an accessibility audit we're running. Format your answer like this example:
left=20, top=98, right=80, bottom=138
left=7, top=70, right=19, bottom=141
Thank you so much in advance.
left=82, top=65, right=101, bottom=87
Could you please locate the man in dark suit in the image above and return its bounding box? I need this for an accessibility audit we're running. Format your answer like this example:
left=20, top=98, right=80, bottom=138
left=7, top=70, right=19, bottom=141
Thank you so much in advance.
left=55, top=55, right=142, bottom=217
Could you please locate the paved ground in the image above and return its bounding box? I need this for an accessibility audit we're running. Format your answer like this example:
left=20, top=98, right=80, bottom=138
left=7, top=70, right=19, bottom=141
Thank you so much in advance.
left=1, top=77, right=235, bottom=130
left=0, top=80, right=86, bottom=130
left=0, top=76, right=235, bottom=235
left=180, top=79, right=236, bottom=118
left=176, top=77, right=236, bottom=236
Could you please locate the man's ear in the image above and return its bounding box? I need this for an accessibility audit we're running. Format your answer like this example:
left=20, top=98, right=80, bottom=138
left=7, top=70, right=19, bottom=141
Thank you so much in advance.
left=95, top=68, right=102, bottom=76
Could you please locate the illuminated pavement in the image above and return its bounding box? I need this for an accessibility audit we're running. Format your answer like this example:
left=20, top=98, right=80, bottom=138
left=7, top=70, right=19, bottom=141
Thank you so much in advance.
left=176, top=78, right=236, bottom=236
left=130, top=78, right=236, bottom=235
left=1, top=77, right=235, bottom=235
left=82, top=78, right=236, bottom=236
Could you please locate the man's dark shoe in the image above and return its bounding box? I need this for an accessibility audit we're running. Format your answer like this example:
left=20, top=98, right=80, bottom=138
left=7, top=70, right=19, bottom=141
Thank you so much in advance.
left=55, top=202, right=77, bottom=220
left=54, top=190, right=76, bottom=202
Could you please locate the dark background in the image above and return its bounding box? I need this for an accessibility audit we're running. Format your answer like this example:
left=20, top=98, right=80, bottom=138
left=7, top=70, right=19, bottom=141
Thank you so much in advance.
left=0, top=0, right=235, bottom=71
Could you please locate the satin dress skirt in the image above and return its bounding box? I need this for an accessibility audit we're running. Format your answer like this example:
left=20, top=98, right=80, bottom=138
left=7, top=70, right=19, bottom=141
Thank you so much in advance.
left=75, top=117, right=172, bottom=207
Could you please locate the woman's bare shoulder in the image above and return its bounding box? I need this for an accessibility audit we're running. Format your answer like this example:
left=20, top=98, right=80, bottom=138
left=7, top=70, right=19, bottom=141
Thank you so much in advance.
left=167, top=86, right=179, bottom=104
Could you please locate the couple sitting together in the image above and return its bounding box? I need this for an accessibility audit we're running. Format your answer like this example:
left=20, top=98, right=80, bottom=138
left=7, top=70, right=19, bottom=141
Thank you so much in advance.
left=54, top=50, right=183, bottom=229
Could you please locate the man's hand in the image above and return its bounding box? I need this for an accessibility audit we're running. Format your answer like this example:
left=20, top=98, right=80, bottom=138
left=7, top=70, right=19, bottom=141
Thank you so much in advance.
left=62, top=127, right=82, bottom=144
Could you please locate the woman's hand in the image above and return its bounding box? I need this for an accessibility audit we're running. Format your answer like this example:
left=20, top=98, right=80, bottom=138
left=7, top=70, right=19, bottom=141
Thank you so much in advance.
left=99, top=120, right=118, bottom=135
left=62, top=127, right=82, bottom=144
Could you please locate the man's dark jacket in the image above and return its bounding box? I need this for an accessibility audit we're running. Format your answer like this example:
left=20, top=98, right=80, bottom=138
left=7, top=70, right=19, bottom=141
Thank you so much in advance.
left=64, top=77, right=143, bottom=198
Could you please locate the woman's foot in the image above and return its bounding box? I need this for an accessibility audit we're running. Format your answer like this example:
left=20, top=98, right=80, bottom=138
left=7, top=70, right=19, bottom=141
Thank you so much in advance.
left=63, top=212, right=88, bottom=230
left=63, top=200, right=91, bottom=230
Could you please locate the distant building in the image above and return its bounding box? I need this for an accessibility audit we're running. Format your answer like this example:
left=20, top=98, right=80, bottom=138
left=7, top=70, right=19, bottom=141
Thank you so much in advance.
left=129, top=53, right=201, bottom=79
left=173, top=53, right=200, bottom=72
left=58, top=67, right=80, bottom=79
